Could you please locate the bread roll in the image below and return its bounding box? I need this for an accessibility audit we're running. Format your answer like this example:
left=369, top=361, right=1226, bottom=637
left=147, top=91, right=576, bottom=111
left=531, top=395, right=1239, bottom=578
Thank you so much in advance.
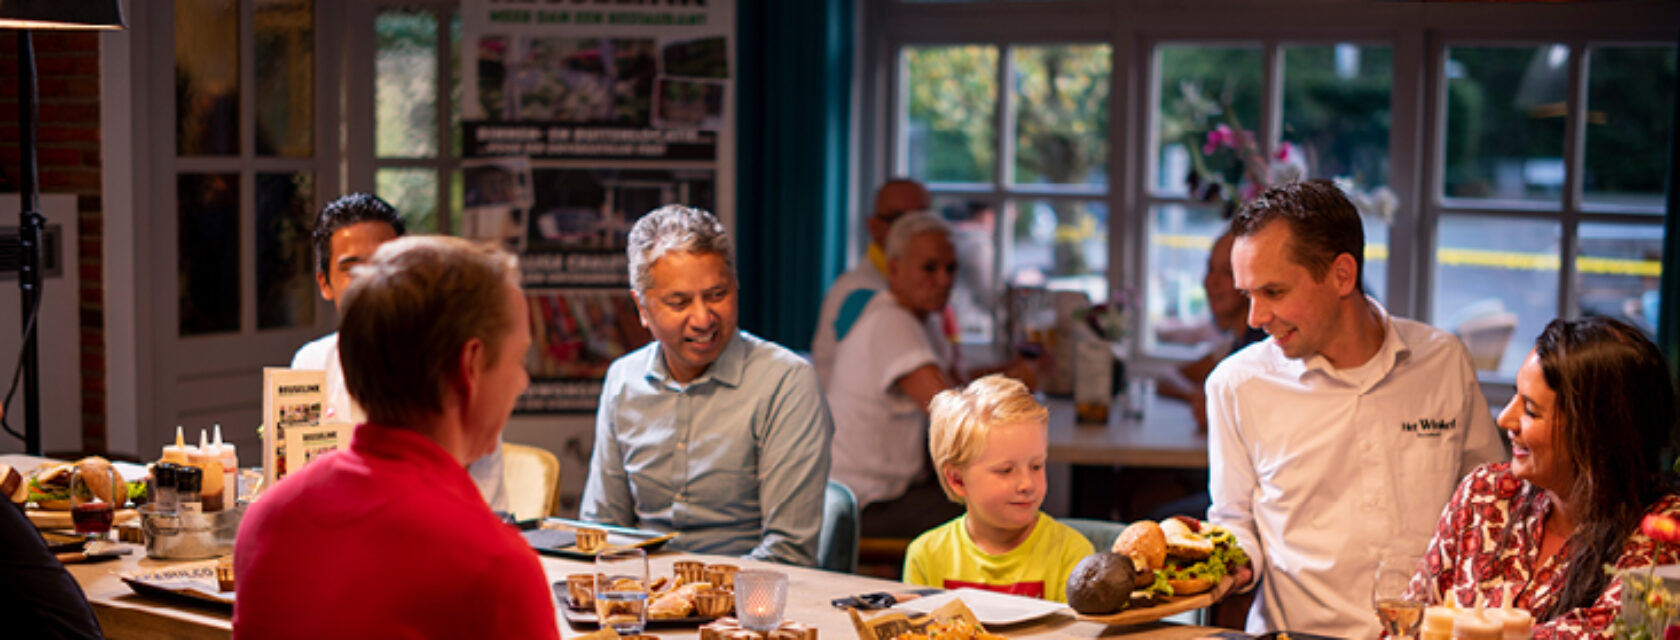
left=77, top=456, right=120, bottom=506
left=1161, top=518, right=1213, bottom=559
left=1112, top=521, right=1166, bottom=570
left=1167, top=576, right=1215, bottom=596
left=0, top=463, right=22, bottom=504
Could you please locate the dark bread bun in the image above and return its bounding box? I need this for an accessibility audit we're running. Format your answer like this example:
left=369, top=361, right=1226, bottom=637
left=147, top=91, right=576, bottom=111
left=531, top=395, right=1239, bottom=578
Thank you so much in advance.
left=1067, top=552, right=1139, bottom=615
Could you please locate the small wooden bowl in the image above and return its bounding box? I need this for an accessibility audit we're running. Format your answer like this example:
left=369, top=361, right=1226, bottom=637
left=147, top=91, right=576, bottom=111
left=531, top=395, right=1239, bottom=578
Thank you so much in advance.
left=696, top=587, right=734, bottom=618
left=575, top=527, right=608, bottom=554
left=706, top=564, right=740, bottom=590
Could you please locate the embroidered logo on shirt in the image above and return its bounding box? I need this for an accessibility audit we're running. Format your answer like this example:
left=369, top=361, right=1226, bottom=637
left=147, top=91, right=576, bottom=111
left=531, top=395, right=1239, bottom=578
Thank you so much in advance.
left=1401, top=417, right=1456, bottom=437
left=943, top=579, right=1045, bottom=599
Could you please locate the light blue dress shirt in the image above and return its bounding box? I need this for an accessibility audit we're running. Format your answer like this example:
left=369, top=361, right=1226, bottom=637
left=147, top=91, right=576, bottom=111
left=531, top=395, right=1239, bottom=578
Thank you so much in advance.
left=580, top=330, right=834, bottom=566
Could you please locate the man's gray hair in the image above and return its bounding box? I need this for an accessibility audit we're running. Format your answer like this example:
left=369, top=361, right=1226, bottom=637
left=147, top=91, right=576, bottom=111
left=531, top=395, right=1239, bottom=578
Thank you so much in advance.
left=627, top=204, right=734, bottom=295
left=883, top=211, right=952, bottom=260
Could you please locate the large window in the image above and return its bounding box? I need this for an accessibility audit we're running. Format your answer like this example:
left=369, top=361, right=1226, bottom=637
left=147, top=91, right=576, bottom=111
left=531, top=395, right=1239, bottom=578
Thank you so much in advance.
left=874, top=3, right=1673, bottom=385
left=370, top=3, right=463, bottom=233
left=1431, top=44, right=1673, bottom=378
left=900, top=43, right=1112, bottom=343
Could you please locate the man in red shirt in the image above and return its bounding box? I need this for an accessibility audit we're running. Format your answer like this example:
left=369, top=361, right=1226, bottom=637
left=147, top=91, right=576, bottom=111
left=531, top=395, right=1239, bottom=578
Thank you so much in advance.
left=234, top=236, right=558, bottom=639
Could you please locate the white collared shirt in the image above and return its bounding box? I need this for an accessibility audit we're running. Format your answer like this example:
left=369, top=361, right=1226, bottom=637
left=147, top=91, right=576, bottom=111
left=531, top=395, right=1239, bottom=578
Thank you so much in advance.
left=1205, top=298, right=1506, bottom=638
left=810, top=262, right=888, bottom=389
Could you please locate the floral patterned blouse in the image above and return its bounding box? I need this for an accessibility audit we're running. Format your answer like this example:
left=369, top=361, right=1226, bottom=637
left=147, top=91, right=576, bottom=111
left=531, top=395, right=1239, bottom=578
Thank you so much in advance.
left=1406, top=462, right=1680, bottom=639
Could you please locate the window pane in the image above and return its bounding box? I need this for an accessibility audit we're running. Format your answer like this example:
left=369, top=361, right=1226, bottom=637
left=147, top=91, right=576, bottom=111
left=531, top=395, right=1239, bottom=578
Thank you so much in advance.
left=1282, top=44, right=1395, bottom=303
left=377, top=168, right=438, bottom=233
left=449, top=12, right=463, bottom=157
left=1154, top=45, right=1263, bottom=198
left=1012, top=44, right=1110, bottom=187
left=935, top=196, right=1000, bottom=343
left=1432, top=215, right=1560, bottom=378
left=1443, top=45, right=1569, bottom=204
left=1005, top=199, right=1108, bottom=304
left=256, top=172, right=316, bottom=330
left=1584, top=46, right=1676, bottom=210
left=1145, top=204, right=1226, bottom=350
left=1577, top=222, right=1664, bottom=336
left=1361, top=211, right=1389, bottom=305
left=178, top=173, right=241, bottom=335
left=1282, top=44, right=1393, bottom=191
left=175, top=0, right=240, bottom=156
left=376, top=8, right=439, bottom=158
left=254, top=0, right=313, bottom=157
left=903, top=45, right=998, bottom=185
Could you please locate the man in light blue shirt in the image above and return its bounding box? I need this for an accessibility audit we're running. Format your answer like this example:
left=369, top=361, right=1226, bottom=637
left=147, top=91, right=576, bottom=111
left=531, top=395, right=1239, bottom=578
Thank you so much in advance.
left=580, top=205, right=834, bottom=566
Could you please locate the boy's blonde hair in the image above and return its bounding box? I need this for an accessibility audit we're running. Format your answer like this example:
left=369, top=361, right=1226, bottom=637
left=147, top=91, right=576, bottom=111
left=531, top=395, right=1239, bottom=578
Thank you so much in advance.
left=928, top=374, right=1048, bottom=504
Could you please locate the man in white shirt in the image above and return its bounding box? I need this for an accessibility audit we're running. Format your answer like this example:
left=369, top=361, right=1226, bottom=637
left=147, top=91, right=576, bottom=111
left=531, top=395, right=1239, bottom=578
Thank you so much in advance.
left=1206, top=179, right=1504, bottom=638
left=810, top=179, right=930, bottom=386
left=292, top=193, right=507, bottom=512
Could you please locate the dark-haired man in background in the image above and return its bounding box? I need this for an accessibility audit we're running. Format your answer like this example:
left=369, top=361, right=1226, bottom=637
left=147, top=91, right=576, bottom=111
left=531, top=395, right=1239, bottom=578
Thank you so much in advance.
left=291, top=193, right=506, bottom=512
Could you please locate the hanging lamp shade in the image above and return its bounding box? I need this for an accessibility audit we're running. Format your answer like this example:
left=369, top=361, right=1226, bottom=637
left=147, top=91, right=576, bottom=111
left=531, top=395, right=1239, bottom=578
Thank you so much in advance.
left=0, top=0, right=125, bottom=30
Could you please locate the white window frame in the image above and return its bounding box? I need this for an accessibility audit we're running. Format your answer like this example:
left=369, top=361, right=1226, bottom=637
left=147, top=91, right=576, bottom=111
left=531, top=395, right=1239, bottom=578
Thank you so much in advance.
left=862, top=0, right=1675, bottom=392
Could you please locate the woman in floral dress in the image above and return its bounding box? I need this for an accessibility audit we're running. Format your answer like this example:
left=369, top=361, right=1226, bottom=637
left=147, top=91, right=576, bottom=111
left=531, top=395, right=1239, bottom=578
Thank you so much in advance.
left=1407, top=316, right=1680, bottom=639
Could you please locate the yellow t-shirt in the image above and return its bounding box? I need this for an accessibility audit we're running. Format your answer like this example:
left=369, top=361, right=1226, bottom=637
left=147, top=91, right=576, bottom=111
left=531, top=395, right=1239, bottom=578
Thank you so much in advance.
left=902, top=512, right=1095, bottom=603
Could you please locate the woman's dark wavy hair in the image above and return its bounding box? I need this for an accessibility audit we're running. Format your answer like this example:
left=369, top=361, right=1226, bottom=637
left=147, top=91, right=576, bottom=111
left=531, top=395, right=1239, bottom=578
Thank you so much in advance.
left=1537, top=315, right=1678, bottom=620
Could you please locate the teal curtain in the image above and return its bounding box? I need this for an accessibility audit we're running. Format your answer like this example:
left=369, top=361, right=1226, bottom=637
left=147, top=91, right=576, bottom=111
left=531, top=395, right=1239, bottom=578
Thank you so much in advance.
left=1664, top=31, right=1680, bottom=385
left=734, top=0, right=852, bottom=351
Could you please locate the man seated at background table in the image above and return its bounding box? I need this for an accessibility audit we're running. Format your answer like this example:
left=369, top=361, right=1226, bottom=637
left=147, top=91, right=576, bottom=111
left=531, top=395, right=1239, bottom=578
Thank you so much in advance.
left=1205, top=179, right=1504, bottom=638
left=580, top=204, right=833, bottom=566
left=236, top=236, right=557, bottom=639
left=1155, top=225, right=1269, bottom=429
left=811, top=178, right=931, bottom=385
left=291, top=192, right=507, bottom=512
left=827, top=212, right=1035, bottom=539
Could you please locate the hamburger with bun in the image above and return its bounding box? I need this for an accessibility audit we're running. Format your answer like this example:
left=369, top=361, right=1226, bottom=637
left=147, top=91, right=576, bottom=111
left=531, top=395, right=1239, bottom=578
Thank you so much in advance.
left=1111, top=516, right=1248, bottom=597
left=20, top=457, right=134, bottom=510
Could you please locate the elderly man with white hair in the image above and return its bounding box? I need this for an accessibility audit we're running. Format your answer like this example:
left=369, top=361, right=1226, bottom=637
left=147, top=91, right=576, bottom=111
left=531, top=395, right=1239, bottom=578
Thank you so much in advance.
left=580, top=204, right=835, bottom=566
left=827, top=212, right=1035, bottom=538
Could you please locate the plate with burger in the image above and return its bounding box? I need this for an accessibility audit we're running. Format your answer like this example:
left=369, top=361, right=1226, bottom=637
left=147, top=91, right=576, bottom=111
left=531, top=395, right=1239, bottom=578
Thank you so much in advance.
left=1065, top=516, right=1249, bottom=625
left=3, top=457, right=144, bottom=530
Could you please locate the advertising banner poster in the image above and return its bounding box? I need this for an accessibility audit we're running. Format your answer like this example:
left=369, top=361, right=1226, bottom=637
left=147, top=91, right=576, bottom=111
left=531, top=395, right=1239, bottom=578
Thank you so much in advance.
left=461, top=0, right=733, bottom=414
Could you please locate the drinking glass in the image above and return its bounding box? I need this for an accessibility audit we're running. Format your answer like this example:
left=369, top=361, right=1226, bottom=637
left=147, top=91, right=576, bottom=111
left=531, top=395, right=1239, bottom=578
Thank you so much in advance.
left=736, top=570, right=789, bottom=632
left=70, top=464, right=123, bottom=541
left=1373, top=552, right=1426, bottom=640
left=595, top=547, right=649, bottom=635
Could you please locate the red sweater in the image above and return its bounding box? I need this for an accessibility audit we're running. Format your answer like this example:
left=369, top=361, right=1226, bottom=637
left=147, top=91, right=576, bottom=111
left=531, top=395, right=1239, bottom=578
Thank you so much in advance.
left=234, top=424, right=558, bottom=640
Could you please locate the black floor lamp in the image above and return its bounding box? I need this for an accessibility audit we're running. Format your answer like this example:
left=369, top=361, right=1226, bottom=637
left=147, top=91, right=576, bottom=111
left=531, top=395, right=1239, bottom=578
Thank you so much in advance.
left=0, top=1, right=125, bottom=455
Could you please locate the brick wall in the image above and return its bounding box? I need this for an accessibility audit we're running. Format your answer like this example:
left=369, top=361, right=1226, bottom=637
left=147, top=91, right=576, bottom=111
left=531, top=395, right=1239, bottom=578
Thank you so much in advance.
left=0, top=31, right=106, bottom=454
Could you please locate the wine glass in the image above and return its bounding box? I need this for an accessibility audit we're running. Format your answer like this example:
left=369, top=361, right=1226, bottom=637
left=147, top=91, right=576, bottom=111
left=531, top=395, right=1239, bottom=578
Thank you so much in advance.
left=594, top=547, right=649, bottom=635
left=70, top=463, right=122, bottom=542
left=1373, top=552, right=1426, bottom=640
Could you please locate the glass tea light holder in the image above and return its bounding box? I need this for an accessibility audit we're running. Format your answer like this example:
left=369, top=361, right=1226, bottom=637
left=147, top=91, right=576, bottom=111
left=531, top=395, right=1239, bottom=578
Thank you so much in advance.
left=734, top=570, right=788, bottom=632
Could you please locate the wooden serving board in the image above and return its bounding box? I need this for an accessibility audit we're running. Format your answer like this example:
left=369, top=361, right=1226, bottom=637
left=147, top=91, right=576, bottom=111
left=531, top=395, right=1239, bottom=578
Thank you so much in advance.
left=1075, top=575, right=1234, bottom=626
left=27, top=507, right=139, bottom=531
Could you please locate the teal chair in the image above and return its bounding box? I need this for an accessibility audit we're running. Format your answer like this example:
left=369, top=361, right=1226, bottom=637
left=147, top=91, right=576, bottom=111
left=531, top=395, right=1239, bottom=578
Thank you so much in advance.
left=818, top=480, right=860, bottom=573
left=1061, top=517, right=1127, bottom=551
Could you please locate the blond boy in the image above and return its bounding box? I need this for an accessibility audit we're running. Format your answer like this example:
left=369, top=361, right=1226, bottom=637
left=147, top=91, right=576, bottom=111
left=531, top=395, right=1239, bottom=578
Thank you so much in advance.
left=902, top=375, right=1094, bottom=602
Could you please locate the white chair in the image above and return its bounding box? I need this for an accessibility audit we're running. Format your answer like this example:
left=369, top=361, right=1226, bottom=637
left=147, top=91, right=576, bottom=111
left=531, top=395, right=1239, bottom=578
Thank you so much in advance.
left=501, top=442, right=561, bottom=521
left=1456, top=310, right=1519, bottom=373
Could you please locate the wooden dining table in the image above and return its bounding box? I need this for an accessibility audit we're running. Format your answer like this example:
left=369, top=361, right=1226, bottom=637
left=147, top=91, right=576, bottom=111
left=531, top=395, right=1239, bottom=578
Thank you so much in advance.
left=1044, top=393, right=1207, bottom=469
left=62, top=543, right=1241, bottom=639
